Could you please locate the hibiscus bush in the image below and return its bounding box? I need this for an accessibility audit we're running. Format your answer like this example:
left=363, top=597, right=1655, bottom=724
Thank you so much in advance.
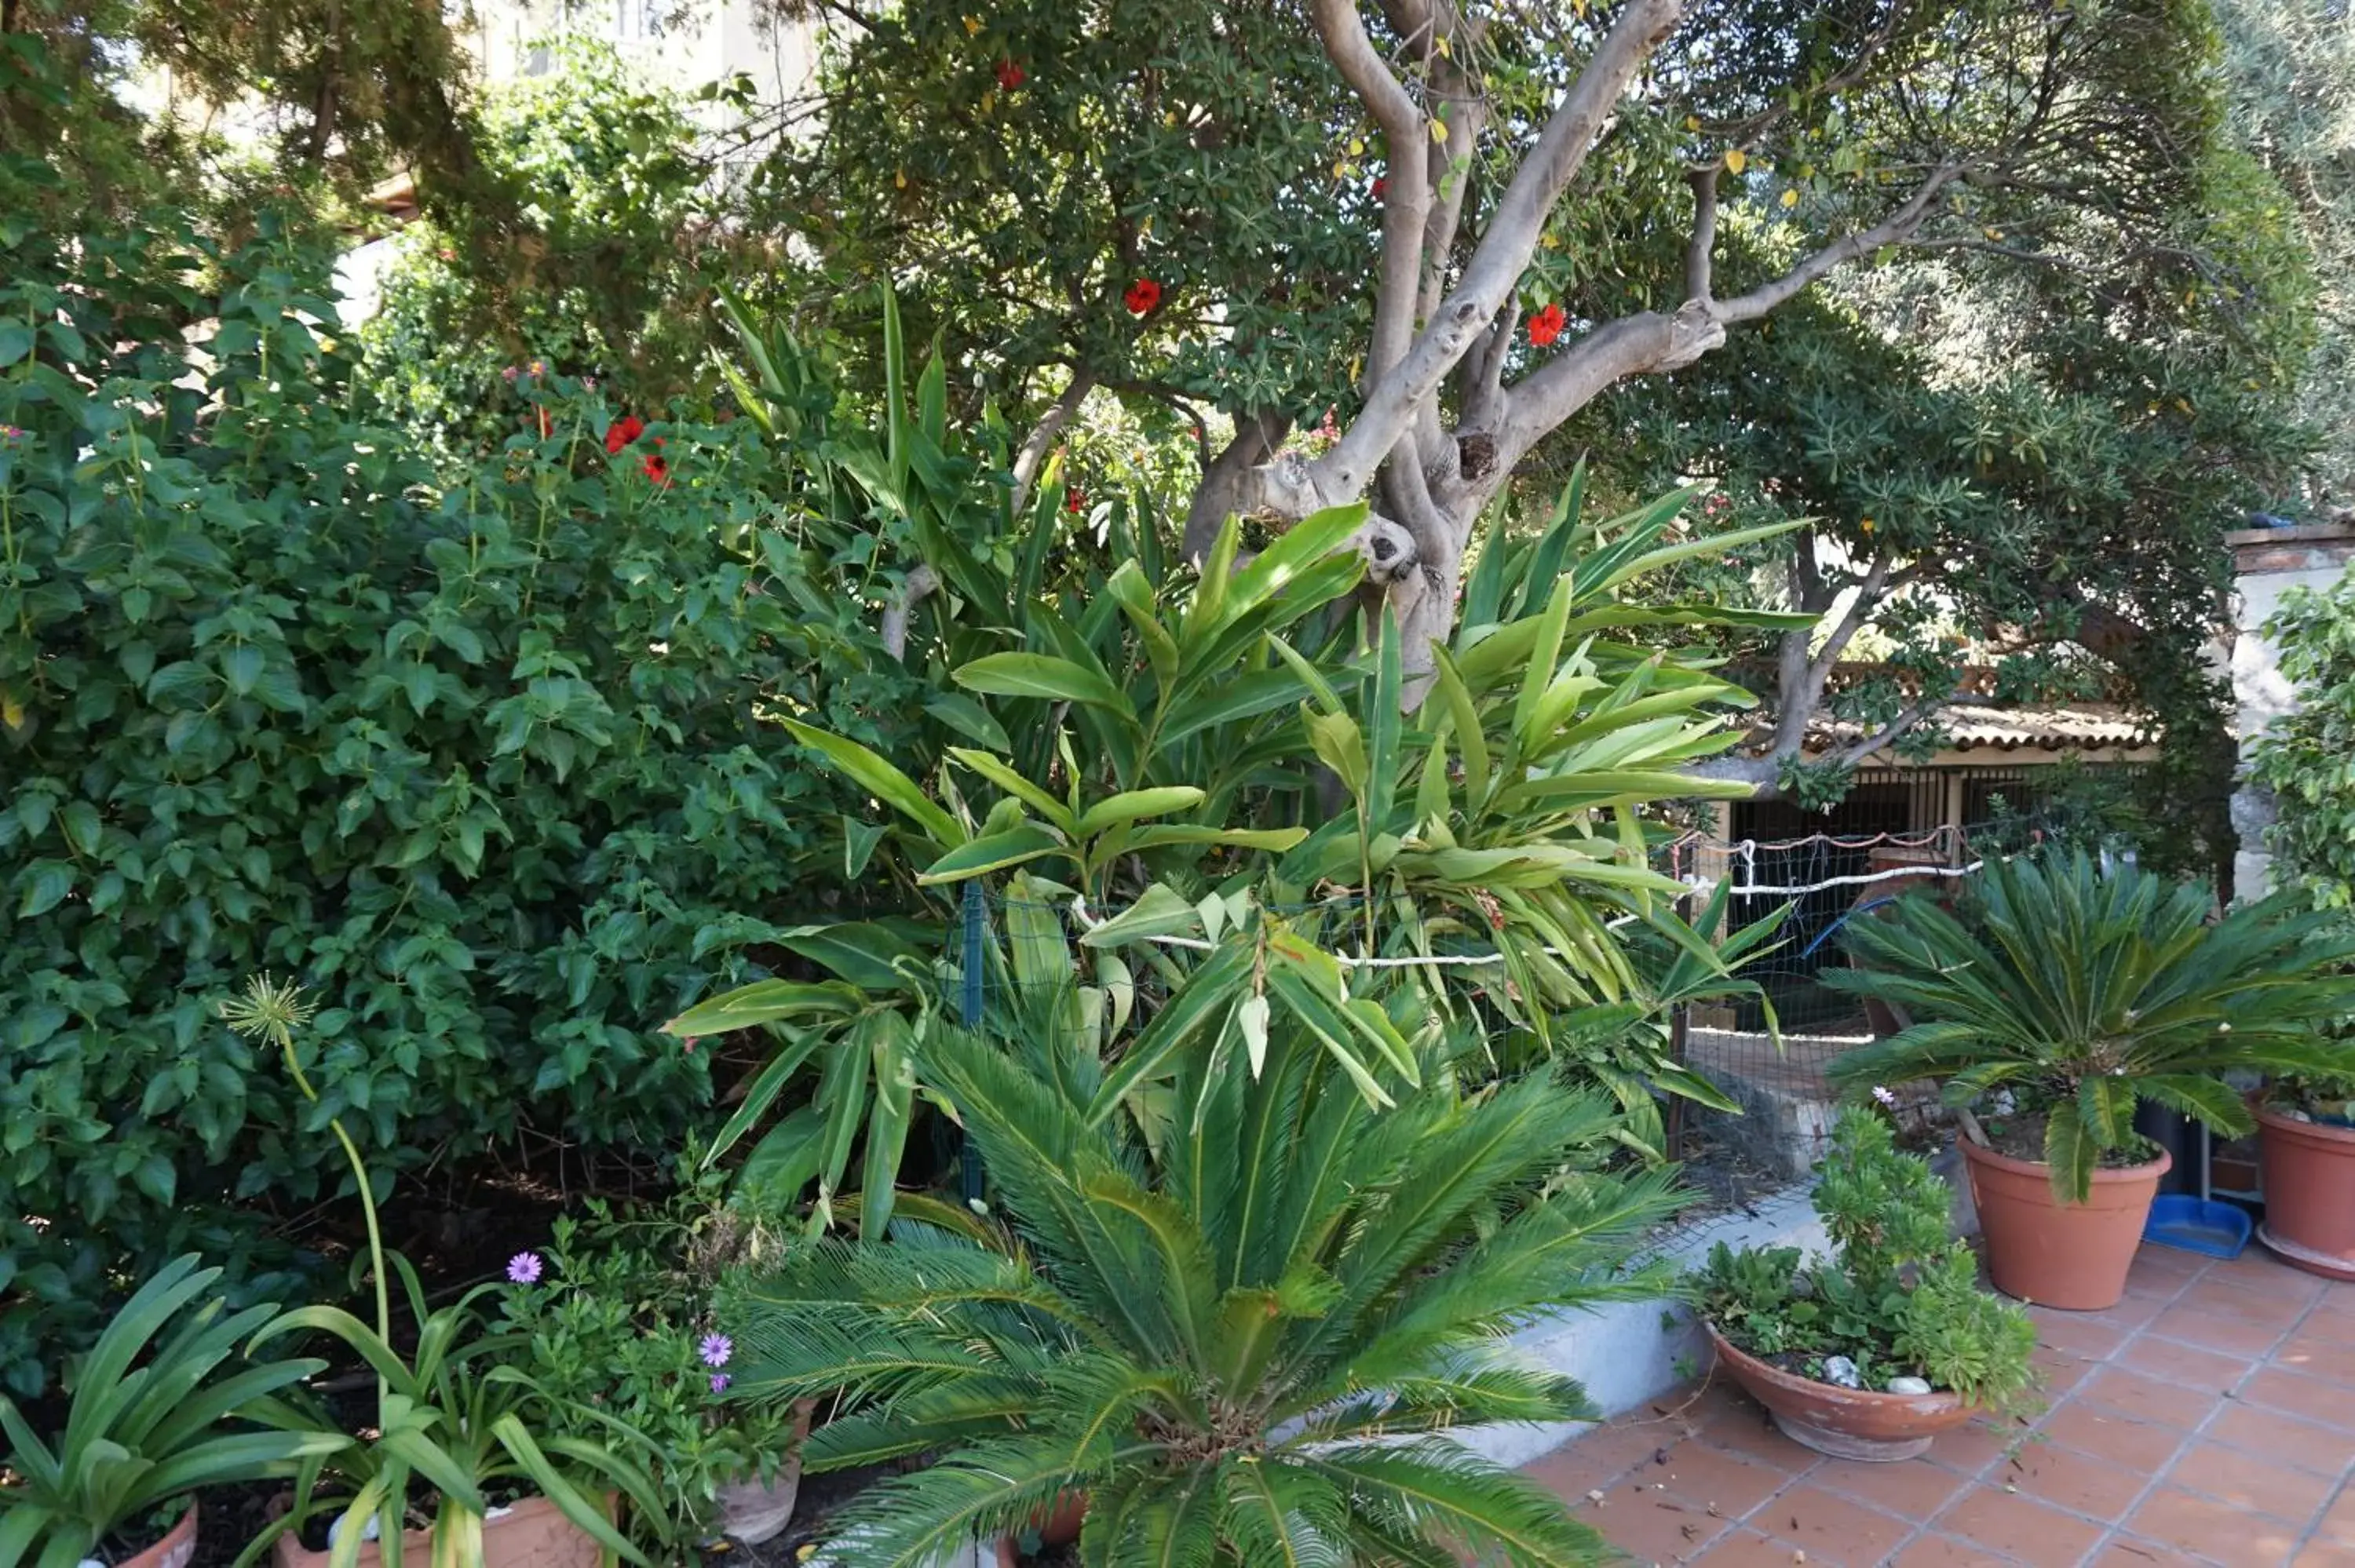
left=0, top=206, right=913, bottom=1394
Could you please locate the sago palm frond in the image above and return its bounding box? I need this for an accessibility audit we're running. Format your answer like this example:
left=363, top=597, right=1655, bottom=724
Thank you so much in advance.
left=1828, top=852, right=2355, bottom=1199
left=724, top=1017, right=1645, bottom=1566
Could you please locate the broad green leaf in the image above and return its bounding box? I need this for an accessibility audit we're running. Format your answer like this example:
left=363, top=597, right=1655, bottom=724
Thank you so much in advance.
left=916, top=823, right=1066, bottom=884
left=955, top=652, right=1134, bottom=716
left=783, top=720, right=964, bottom=849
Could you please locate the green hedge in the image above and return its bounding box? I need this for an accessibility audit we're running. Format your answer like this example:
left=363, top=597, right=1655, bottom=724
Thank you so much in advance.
left=0, top=211, right=900, bottom=1393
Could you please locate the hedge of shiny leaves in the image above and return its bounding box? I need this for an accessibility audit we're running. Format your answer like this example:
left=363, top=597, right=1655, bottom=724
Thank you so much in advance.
left=0, top=211, right=898, bottom=1393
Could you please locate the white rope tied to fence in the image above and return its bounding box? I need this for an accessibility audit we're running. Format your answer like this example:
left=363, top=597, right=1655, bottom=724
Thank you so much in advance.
left=1063, top=894, right=1638, bottom=969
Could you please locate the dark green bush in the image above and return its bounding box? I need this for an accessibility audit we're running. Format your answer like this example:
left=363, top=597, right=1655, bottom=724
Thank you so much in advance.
left=0, top=210, right=905, bottom=1394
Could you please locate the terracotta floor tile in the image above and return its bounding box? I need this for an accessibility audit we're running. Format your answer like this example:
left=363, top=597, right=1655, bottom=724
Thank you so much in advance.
left=2298, top=1300, right=2355, bottom=1346
left=2078, top=1366, right=2225, bottom=1430
left=1524, top=1424, right=1664, bottom=1500
left=2175, top=1278, right=2314, bottom=1330
left=2163, top=1438, right=2341, bottom=1524
left=2030, top=1292, right=2170, bottom=1333
left=1647, top=1442, right=1793, bottom=1519
left=1681, top=1529, right=1809, bottom=1566
left=1808, top=1453, right=1975, bottom=1523
left=2240, top=1366, right=2355, bottom=1432
left=1999, top=1440, right=2149, bottom=1522
left=2118, top=1336, right=2258, bottom=1392
left=2036, top=1402, right=2188, bottom=1471
left=2295, top=1545, right=2355, bottom=1568
left=1694, top=1398, right=1829, bottom=1475
left=1925, top=1417, right=2040, bottom=1478
left=2123, top=1484, right=2308, bottom=1566
left=2030, top=1344, right=2100, bottom=1399
left=1933, top=1483, right=2107, bottom=1563
left=2273, top=1330, right=2355, bottom=1390
left=1569, top=1488, right=1732, bottom=1565
left=2124, top=1253, right=2207, bottom=1301
left=1747, top=1482, right=1914, bottom=1566
left=2146, top=1303, right=2292, bottom=1358
left=2036, top=1315, right=2134, bottom=1361
left=1889, top=1536, right=2024, bottom=1567
left=2315, top=1491, right=2355, bottom=1548
left=2090, top=1536, right=2220, bottom=1566
left=2202, top=1402, right=2355, bottom=1475
left=2207, top=1251, right=2335, bottom=1302
left=2035, top=1394, right=2195, bottom=1469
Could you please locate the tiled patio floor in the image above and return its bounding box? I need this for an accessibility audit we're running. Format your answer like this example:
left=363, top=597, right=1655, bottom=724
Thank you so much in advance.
left=1526, top=1244, right=2355, bottom=1566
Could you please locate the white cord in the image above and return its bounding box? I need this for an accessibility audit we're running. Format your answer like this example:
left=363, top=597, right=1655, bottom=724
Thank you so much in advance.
left=1064, top=894, right=1638, bottom=969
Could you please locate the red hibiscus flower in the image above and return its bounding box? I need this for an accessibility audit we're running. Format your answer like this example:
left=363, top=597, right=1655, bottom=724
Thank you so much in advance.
left=1123, top=277, right=1162, bottom=315
left=1066, top=485, right=1085, bottom=514
left=642, top=436, right=670, bottom=485
left=1527, top=302, right=1567, bottom=348
left=605, top=414, right=645, bottom=454
left=1371, top=176, right=1388, bottom=199
left=995, top=58, right=1025, bottom=90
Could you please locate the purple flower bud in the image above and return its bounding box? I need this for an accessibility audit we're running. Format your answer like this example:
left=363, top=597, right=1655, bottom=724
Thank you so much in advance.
left=709, top=1373, right=731, bottom=1394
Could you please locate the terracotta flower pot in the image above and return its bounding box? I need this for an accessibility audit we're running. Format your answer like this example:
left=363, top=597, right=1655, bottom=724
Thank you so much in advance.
left=117, top=1501, right=199, bottom=1568
left=1961, top=1136, right=2169, bottom=1311
left=994, top=1491, right=1087, bottom=1567
left=2258, top=1105, right=2355, bottom=1282
left=271, top=1496, right=602, bottom=1568
left=1707, top=1326, right=1973, bottom=1462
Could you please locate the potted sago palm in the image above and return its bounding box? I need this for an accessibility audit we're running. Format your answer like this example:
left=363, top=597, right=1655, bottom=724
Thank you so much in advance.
left=1827, top=853, right=2355, bottom=1310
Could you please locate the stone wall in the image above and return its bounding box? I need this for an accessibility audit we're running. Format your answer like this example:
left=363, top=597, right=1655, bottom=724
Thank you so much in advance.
left=2229, top=523, right=2355, bottom=898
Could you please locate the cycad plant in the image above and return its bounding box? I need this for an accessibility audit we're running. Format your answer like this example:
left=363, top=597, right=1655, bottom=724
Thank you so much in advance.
left=719, top=1020, right=1682, bottom=1566
left=1827, top=853, right=2355, bottom=1201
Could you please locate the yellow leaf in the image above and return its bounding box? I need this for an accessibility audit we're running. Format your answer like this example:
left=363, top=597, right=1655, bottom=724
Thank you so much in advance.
left=980, top=90, right=994, bottom=115
left=1984, top=227, right=2003, bottom=241
left=1724, top=148, right=1747, bottom=175
left=1429, top=118, right=1448, bottom=144
left=1685, top=115, right=1700, bottom=132
left=1, top=692, right=21, bottom=731
left=1139, top=215, right=1152, bottom=236
left=893, top=169, right=907, bottom=189
left=1437, top=33, right=1451, bottom=57
left=1163, top=110, right=1177, bottom=127
left=1348, top=137, right=1364, bottom=156
left=1780, top=188, right=1798, bottom=209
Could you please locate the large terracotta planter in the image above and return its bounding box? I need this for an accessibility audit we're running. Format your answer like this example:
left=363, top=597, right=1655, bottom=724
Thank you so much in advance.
left=272, top=1496, right=602, bottom=1568
left=1707, top=1326, right=1973, bottom=1462
left=1961, top=1137, right=2169, bottom=1311
left=2258, top=1105, right=2355, bottom=1282
left=118, top=1501, right=199, bottom=1568
left=994, top=1492, right=1086, bottom=1567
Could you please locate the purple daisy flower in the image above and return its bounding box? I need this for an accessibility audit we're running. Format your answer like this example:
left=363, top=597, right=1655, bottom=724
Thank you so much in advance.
left=699, top=1333, right=732, bottom=1368
left=709, top=1373, right=731, bottom=1394
left=506, top=1251, right=543, bottom=1285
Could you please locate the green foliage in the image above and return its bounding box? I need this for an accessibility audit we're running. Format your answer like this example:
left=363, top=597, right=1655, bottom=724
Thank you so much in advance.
left=0, top=207, right=897, bottom=1393
left=357, top=39, right=736, bottom=461
left=0, top=1256, right=348, bottom=1568
left=243, top=1252, right=665, bottom=1568
left=2251, top=569, right=2355, bottom=914
left=1695, top=1109, right=2036, bottom=1409
left=719, top=1021, right=1682, bottom=1567
left=669, top=464, right=1795, bottom=1219
left=1825, top=855, right=2355, bottom=1201
left=487, top=1200, right=809, bottom=1552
